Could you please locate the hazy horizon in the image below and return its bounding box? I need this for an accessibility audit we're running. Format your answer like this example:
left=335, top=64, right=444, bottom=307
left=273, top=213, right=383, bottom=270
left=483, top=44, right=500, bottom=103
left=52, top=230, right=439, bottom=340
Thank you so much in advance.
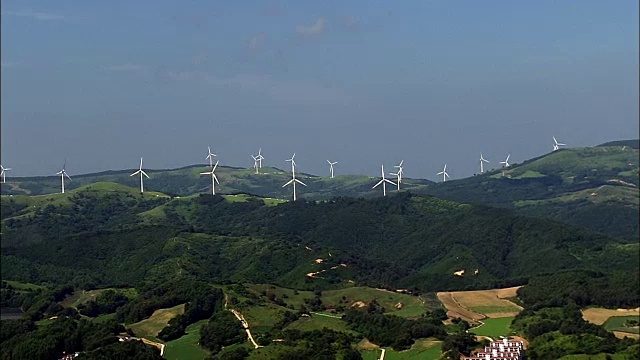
left=2, top=1, right=638, bottom=180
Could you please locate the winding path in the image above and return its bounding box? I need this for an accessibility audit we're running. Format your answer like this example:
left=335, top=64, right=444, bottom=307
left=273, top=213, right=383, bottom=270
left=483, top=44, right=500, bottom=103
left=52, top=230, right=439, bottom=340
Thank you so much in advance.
left=224, top=294, right=261, bottom=349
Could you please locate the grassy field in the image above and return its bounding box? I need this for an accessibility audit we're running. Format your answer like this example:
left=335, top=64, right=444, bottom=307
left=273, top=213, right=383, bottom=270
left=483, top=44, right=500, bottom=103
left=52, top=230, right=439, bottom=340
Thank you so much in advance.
left=603, top=316, right=640, bottom=334
left=470, top=317, right=515, bottom=338
left=242, top=304, right=286, bottom=334
left=582, top=307, right=640, bottom=325
left=246, top=285, right=428, bottom=318
left=361, top=339, right=442, bottom=360
left=3, top=280, right=44, bottom=291
left=128, top=303, right=185, bottom=340
left=437, top=287, right=522, bottom=322
left=286, top=313, right=354, bottom=334
left=59, top=287, right=137, bottom=308
left=163, top=319, right=210, bottom=360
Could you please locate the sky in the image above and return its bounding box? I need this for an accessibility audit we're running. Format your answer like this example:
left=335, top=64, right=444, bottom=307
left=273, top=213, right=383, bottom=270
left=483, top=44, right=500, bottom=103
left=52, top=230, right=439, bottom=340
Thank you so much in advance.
left=1, top=1, right=638, bottom=180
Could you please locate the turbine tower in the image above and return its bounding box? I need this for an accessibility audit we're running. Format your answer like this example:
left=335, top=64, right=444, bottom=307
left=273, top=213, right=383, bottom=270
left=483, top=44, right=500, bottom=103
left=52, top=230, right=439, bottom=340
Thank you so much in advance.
left=200, top=160, right=220, bottom=195
left=553, top=137, right=566, bottom=151
left=479, top=154, right=489, bottom=174
left=327, top=160, right=338, bottom=178
left=500, top=154, right=510, bottom=168
left=130, top=157, right=150, bottom=193
left=206, top=146, right=217, bottom=167
left=437, top=164, right=450, bottom=182
left=390, top=160, right=404, bottom=190
left=282, top=153, right=306, bottom=201
left=373, top=165, right=397, bottom=196
left=256, top=148, right=265, bottom=168
left=1, top=165, right=11, bottom=183
left=251, top=155, right=259, bottom=174
left=56, top=161, right=71, bottom=194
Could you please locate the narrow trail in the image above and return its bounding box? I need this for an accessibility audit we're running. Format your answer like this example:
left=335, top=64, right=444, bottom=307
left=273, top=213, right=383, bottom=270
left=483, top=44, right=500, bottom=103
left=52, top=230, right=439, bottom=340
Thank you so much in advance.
left=310, top=312, right=342, bottom=319
left=224, top=293, right=261, bottom=349
left=379, top=348, right=386, bottom=360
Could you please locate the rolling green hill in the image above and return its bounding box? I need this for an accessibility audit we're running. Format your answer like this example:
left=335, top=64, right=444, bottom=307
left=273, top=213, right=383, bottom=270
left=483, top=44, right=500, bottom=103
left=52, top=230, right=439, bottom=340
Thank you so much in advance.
left=1, top=185, right=636, bottom=292
left=422, top=145, right=639, bottom=242
left=0, top=165, right=432, bottom=201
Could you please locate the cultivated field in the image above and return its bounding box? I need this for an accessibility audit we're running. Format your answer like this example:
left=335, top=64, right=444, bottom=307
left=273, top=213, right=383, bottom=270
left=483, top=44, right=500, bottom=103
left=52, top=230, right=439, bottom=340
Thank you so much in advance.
left=582, top=307, right=640, bottom=325
left=470, top=316, right=514, bottom=338
left=437, top=286, right=523, bottom=322
left=128, top=303, right=185, bottom=339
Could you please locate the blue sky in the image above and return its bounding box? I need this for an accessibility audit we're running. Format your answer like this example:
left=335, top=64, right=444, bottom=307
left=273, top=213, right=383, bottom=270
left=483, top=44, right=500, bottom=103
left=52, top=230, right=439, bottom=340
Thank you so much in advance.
left=2, top=1, right=638, bottom=179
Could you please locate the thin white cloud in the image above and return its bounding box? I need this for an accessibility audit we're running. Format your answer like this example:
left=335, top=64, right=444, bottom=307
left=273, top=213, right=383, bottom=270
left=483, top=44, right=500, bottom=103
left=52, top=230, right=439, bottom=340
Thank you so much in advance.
left=162, top=70, right=349, bottom=105
left=104, top=64, right=146, bottom=72
left=1, top=61, right=21, bottom=68
left=3, top=10, right=64, bottom=21
left=249, top=33, right=265, bottom=50
left=296, top=17, right=325, bottom=36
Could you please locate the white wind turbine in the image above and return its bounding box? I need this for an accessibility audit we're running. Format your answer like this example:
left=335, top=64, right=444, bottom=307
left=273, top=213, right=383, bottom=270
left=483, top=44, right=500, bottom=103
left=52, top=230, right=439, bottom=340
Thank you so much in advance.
left=500, top=154, right=510, bottom=168
left=256, top=148, right=265, bottom=168
left=130, top=157, right=150, bottom=193
left=373, top=165, right=397, bottom=196
left=200, top=160, right=220, bottom=195
left=553, top=137, right=566, bottom=151
left=327, top=160, right=338, bottom=178
left=206, top=146, right=217, bottom=167
left=282, top=153, right=306, bottom=201
left=437, top=164, right=450, bottom=182
left=56, top=161, right=71, bottom=194
left=1, top=165, right=11, bottom=183
left=389, top=160, right=404, bottom=190
left=251, top=155, right=260, bottom=174
left=479, top=154, right=490, bottom=174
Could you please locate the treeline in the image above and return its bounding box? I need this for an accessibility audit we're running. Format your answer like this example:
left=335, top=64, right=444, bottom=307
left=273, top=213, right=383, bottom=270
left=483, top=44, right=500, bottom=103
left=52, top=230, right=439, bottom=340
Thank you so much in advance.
left=116, top=278, right=222, bottom=325
left=0, top=316, right=162, bottom=360
left=517, top=271, right=640, bottom=308
left=77, top=290, right=129, bottom=317
left=512, top=303, right=638, bottom=359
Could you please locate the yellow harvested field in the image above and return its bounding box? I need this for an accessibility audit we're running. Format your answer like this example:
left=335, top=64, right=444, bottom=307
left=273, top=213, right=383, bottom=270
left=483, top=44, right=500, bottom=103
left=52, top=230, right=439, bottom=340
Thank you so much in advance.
left=437, top=286, right=523, bottom=321
left=128, top=304, right=185, bottom=339
left=357, top=338, right=379, bottom=350
left=582, top=307, right=640, bottom=325
left=614, top=331, right=640, bottom=340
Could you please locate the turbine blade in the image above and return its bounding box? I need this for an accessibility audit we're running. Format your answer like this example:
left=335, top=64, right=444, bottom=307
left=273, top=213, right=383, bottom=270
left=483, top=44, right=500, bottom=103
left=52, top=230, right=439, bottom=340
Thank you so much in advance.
left=213, top=161, right=219, bottom=171
left=65, top=173, right=72, bottom=180
left=384, top=179, right=397, bottom=186
left=295, top=179, right=307, bottom=186
left=213, top=174, right=220, bottom=184
left=283, top=179, right=295, bottom=187
left=130, top=170, right=140, bottom=176
left=372, top=179, right=384, bottom=189
left=142, top=171, right=150, bottom=178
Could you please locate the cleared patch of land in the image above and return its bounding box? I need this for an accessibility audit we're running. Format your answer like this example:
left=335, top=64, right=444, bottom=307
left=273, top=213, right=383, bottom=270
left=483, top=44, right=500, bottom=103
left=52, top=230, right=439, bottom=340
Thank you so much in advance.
left=437, top=287, right=523, bottom=321
left=128, top=303, right=185, bottom=339
left=286, top=313, right=353, bottom=334
left=361, top=339, right=442, bottom=360
left=164, top=319, right=210, bottom=360
left=470, top=316, right=514, bottom=338
left=582, top=307, right=640, bottom=325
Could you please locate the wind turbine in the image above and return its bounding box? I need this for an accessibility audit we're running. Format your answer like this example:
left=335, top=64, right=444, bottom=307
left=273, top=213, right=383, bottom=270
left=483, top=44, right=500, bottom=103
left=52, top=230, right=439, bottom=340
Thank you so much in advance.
left=130, top=157, right=150, bottom=193
left=200, top=160, right=220, bottom=195
left=205, top=146, right=217, bottom=167
left=56, top=161, right=71, bottom=194
left=553, top=137, right=566, bottom=151
left=373, top=165, right=397, bottom=196
left=327, top=160, right=338, bottom=178
left=500, top=154, right=510, bottom=168
left=1, top=165, right=11, bottom=183
left=256, top=148, right=265, bottom=168
left=282, top=153, right=306, bottom=201
left=251, top=155, right=259, bottom=174
left=437, top=164, right=450, bottom=182
left=389, top=160, right=404, bottom=190
left=479, top=154, right=490, bottom=174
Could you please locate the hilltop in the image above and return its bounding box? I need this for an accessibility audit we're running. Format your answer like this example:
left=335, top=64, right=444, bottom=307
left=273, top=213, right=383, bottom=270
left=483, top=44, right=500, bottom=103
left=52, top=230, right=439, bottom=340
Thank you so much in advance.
left=422, top=145, right=639, bottom=242
left=1, top=142, right=638, bottom=242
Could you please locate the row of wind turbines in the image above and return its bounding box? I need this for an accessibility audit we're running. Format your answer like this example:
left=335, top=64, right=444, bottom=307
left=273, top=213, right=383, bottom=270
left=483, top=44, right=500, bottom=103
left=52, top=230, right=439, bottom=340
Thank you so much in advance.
left=0, top=137, right=567, bottom=200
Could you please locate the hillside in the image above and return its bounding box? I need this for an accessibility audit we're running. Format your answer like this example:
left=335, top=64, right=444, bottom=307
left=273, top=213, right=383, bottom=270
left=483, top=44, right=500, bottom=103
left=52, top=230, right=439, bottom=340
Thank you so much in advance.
left=422, top=145, right=639, bottom=242
left=1, top=186, right=636, bottom=292
left=0, top=165, right=432, bottom=201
